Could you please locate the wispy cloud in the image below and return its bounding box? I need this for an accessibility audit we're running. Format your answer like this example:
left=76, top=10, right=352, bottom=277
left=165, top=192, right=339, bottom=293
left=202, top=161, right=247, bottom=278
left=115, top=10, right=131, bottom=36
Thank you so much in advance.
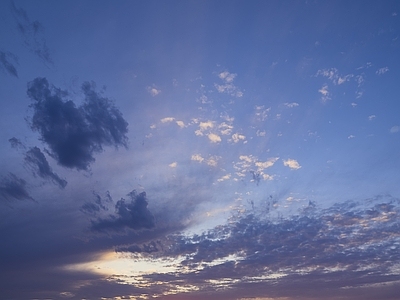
left=0, top=173, right=34, bottom=202
left=376, top=67, right=389, bottom=75
left=318, top=84, right=330, bottom=103
left=0, top=51, right=18, bottom=77
left=390, top=126, right=399, bottom=133
left=147, top=85, right=161, bottom=96
left=215, top=71, right=243, bottom=97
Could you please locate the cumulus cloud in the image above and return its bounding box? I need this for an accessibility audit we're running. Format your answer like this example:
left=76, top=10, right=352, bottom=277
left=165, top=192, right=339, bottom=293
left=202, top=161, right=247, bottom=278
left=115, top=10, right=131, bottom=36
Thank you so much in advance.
left=24, top=147, right=67, bottom=188
left=169, top=162, right=177, bottom=168
left=91, top=191, right=155, bottom=232
left=10, top=1, right=52, bottom=64
left=283, top=102, right=299, bottom=108
left=0, top=51, right=18, bottom=77
left=27, top=77, right=128, bottom=170
left=215, top=71, right=243, bottom=97
left=208, top=133, right=222, bottom=143
left=0, top=173, right=34, bottom=202
left=231, top=133, right=246, bottom=143
left=161, top=117, right=175, bottom=123
left=283, top=158, right=301, bottom=170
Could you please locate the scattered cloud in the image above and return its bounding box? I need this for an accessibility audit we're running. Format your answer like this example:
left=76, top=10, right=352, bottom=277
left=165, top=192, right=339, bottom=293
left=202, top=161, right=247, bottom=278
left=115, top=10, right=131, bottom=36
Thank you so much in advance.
left=191, top=154, right=204, bottom=163
left=161, top=117, right=175, bottom=123
left=283, top=102, right=299, bottom=108
left=147, top=85, right=161, bottom=96
left=256, top=130, right=266, bottom=137
left=376, top=67, right=389, bottom=75
left=169, top=162, right=177, bottom=168
left=318, top=84, right=330, bottom=102
left=283, top=158, right=301, bottom=170
left=254, top=106, right=271, bottom=121
left=215, top=71, right=243, bottom=97
left=10, top=1, right=52, bottom=64
left=0, top=51, right=18, bottom=77
left=231, top=133, right=246, bottom=143
left=176, top=120, right=185, bottom=128
left=217, top=173, right=231, bottom=182
left=390, top=126, right=399, bottom=133
left=24, top=147, right=67, bottom=188
left=368, top=115, right=376, bottom=121
left=208, top=133, right=222, bottom=143
left=348, top=135, right=355, bottom=139
left=27, top=78, right=128, bottom=170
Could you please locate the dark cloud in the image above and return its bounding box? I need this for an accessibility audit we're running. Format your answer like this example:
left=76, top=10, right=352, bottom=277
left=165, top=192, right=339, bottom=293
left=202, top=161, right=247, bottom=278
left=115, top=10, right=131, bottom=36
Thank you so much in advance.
left=0, top=173, right=34, bottom=202
left=0, top=50, right=18, bottom=77
left=91, top=191, right=155, bottom=231
left=24, top=146, right=67, bottom=188
left=27, top=77, right=128, bottom=170
left=9, top=137, right=25, bottom=149
left=80, top=191, right=112, bottom=215
left=10, top=1, right=52, bottom=64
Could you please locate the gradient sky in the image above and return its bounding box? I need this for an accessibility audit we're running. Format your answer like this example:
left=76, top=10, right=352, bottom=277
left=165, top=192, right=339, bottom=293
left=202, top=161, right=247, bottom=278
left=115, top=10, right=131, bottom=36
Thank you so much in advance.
left=1, top=1, right=400, bottom=299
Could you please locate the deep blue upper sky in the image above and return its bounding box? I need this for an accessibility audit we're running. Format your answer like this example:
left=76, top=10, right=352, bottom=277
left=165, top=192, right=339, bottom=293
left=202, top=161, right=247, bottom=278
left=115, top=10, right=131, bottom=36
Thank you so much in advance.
left=1, top=1, right=400, bottom=299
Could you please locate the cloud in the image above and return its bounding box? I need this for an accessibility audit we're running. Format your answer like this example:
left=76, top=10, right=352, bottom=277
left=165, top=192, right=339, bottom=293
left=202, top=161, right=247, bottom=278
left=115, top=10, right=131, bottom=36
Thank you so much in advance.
left=161, top=117, right=175, bottom=123
left=24, top=147, right=67, bottom=189
left=208, top=133, right=222, bottom=143
left=218, top=71, right=237, bottom=83
left=9, top=137, right=25, bottom=149
left=10, top=1, right=52, bottom=64
left=91, top=191, right=155, bottom=232
left=283, top=102, right=299, bottom=108
left=254, top=106, right=270, bottom=121
left=231, top=133, right=246, bottom=143
left=176, top=120, right=185, bottom=128
left=169, top=162, right=177, bottom=168
left=390, top=126, right=399, bottom=133
left=318, top=84, right=330, bottom=103
left=147, top=85, right=161, bottom=96
left=0, top=51, right=18, bottom=77
left=368, top=115, right=376, bottom=121
left=376, top=67, right=389, bottom=75
left=27, top=78, right=128, bottom=170
left=348, top=135, right=355, bottom=139
left=0, top=173, right=34, bottom=202
left=191, top=154, right=205, bottom=163
left=215, top=71, right=243, bottom=97
left=283, top=158, right=301, bottom=170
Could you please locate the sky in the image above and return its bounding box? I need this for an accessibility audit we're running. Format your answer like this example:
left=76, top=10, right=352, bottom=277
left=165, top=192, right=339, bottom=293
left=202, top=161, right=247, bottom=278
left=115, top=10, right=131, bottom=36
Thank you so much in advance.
left=1, top=1, right=400, bottom=299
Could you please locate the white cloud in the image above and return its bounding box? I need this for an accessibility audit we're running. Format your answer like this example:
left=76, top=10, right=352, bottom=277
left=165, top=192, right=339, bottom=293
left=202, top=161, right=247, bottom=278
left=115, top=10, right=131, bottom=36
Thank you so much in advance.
left=176, top=121, right=185, bottom=128
left=376, top=67, right=389, bottom=75
left=199, top=121, right=214, bottom=130
left=348, top=135, right=355, bottom=139
left=169, top=162, right=177, bottom=168
left=207, top=156, right=219, bottom=167
left=161, top=117, right=175, bottom=123
left=219, top=122, right=233, bottom=135
left=191, top=154, right=204, bottom=163
left=337, top=74, right=353, bottom=85
left=239, top=155, right=254, bottom=163
left=318, top=84, right=330, bottom=103
left=217, top=174, right=231, bottom=182
left=208, top=133, right=222, bottom=143
left=255, top=157, right=279, bottom=170
left=256, top=130, right=266, bottom=137
left=219, top=71, right=237, bottom=83
left=368, top=115, right=376, bottom=121
left=283, top=159, right=301, bottom=170
left=254, top=106, right=271, bottom=121
left=194, top=130, right=203, bottom=136
left=231, top=133, right=246, bottom=143
left=150, top=124, right=156, bottom=129
left=147, top=86, right=161, bottom=96
left=284, top=102, right=299, bottom=108
left=351, top=102, right=357, bottom=108
left=390, top=126, right=400, bottom=133
left=262, top=174, right=274, bottom=180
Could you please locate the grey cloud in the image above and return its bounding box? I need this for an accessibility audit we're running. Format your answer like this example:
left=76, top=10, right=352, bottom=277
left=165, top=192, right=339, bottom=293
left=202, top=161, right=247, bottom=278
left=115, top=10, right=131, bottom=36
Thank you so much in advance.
left=91, top=191, right=155, bottom=232
left=0, top=173, right=34, bottom=202
left=9, top=137, right=25, bottom=149
left=10, top=1, right=52, bottom=64
left=0, top=51, right=18, bottom=77
left=80, top=191, right=112, bottom=215
left=27, top=77, right=128, bottom=170
left=24, top=146, right=67, bottom=189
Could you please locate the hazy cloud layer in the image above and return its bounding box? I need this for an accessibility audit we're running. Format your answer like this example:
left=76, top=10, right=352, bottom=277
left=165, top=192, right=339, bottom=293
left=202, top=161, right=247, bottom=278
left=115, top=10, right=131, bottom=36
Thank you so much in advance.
left=27, top=77, right=128, bottom=170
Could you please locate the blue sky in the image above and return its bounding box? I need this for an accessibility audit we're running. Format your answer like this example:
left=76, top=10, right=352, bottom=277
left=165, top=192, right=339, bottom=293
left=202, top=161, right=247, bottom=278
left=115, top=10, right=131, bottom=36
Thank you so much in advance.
left=1, top=1, right=400, bottom=299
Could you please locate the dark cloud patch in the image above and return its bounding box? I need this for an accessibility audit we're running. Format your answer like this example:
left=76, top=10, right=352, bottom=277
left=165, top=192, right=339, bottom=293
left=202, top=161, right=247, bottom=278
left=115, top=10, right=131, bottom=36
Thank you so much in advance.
left=10, top=1, right=52, bottom=65
left=24, top=146, right=67, bottom=189
left=0, top=50, right=18, bottom=77
left=91, top=191, right=155, bottom=232
left=27, top=77, right=128, bottom=170
left=9, top=137, right=25, bottom=149
left=0, top=173, right=34, bottom=202
left=80, top=191, right=112, bottom=215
